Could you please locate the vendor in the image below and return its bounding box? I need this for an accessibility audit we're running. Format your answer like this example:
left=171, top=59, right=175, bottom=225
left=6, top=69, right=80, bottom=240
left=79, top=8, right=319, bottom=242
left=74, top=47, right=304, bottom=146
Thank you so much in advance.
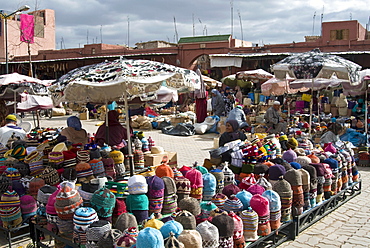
left=60, top=116, right=88, bottom=145
left=352, top=99, right=366, bottom=118
left=95, top=110, right=132, bottom=147
left=219, top=119, right=247, bottom=147
left=211, top=89, right=225, bottom=117
left=320, top=122, right=343, bottom=145
left=226, top=105, right=248, bottom=128
left=0, top=114, right=26, bottom=146
left=264, top=101, right=287, bottom=134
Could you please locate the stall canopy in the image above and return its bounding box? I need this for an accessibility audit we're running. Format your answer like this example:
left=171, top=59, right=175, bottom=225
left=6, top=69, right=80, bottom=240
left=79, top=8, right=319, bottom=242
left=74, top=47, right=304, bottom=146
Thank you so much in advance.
left=261, top=77, right=308, bottom=96
left=17, top=93, right=54, bottom=112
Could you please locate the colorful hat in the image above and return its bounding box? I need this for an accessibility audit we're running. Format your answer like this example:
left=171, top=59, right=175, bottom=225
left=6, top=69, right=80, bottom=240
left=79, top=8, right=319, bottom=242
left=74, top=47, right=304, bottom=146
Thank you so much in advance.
left=20, top=195, right=37, bottom=216
left=73, top=207, right=99, bottom=232
left=240, top=209, right=258, bottom=242
left=196, top=220, right=219, bottom=248
left=109, top=150, right=124, bottom=164
left=228, top=211, right=244, bottom=246
left=54, top=181, right=83, bottom=220
left=136, top=227, right=165, bottom=248
left=210, top=168, right=224, bottom=193
left=178, top=229, right=202, bottom=248
left=37, top=185, right=58, bottom=205
left=115, top=227, right=139, bottom=248
left=247, top=184, right=265, bottom=195
left=12, top=180, right=26, bottom=197
left=298, top=168, right=311, bottom=210
left=13, top=161, right=30, bottom=177
left=0, top=188, right=22, bottom=225
left=156, top=163, right=174, bottom=178
left=90, top=186, right=116, bottom=218
left=200, top=201, right=217, bottom=215
left=222, top=184, right=240, bottom=199
left=238, top=174, right=256, bottom=191
left=40, top=166, right=61, bottom=186
left=63, top=150, right=77, bottom=168
left=223, top=196, right=243, bottom=213
left=75, top=162, right=94, bottom=179
left=48, top=151, right=64, bottom=168
left=202, top=173, right=216, bottom=201
left=302, top=164, right=317, bottom=207
left=77, top=150, right=90, bottom=163
left=272, top=179, right=292, bottom=222
left=115, top=212, right=138, bottom=232
left=89, top=159, right=106, bottom=176
left=211, top=193, right=227, bottom=210
left=10, top=144, right=27, bottom=161
left=282, top=149, right=297, bottom=163
left=174, top=176, right=191, bottom=197
left=185, top=168, right=203, bottom=200
left=29, top=178, right=46, bottom=199
left=307, top=154, right=320, bottom=164
left=25, top=150, right=44, bottom=176
left=262, top=190, right=281, bottom=230
left=4, top=167, right=21, bottom=181
left=144, top=217, right=164, bottom=230
left=128, top=175, right=148, bottom=195
left=102, top=158, right=116, bottom=179
left=162, top=176, right=178, bottom=215
left=250, top=194, right=271, bottom=236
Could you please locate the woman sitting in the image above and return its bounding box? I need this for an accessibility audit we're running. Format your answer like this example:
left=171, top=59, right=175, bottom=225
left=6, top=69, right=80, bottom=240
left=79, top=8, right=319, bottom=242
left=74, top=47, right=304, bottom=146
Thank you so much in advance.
left=219, top=119, right=247, bottom=147
left=60, top=116, right=88, bottom=145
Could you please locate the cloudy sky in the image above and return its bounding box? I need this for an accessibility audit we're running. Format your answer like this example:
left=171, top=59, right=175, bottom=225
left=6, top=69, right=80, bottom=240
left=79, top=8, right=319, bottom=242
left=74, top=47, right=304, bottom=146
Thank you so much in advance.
left=3, top=0, right=370, bottom=49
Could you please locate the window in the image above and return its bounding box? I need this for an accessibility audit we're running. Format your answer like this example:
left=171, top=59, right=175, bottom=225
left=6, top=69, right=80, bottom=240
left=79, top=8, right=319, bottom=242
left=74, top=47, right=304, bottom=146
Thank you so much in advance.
left=91, top=48, right=96, bottom=54
left=330, top=29, right=349, bottom=41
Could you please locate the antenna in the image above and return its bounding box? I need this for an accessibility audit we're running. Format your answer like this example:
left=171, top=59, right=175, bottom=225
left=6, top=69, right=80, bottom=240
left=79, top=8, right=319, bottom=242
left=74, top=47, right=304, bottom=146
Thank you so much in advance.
left=350, top=13, right=352, bottom=20
left=230, top=0, right=234, bottom=36
left=100, top=25, right=103, bottom=43
left=312, top=11, right=316, bottom=36
left=127, top=16, right=130, bottom=47
left=320, top=5, right=324, bottom=36
left=237, top=9, right=243, bottom=45
left=192, top=13, right=195, bottom=36
left=204, top=25, right=207, bottom=36
left=167, top=36, right=170, bottom=43
left=87, top=29, right=89, bottom=44
left=174, top=16, right=179, bottom=42
left=198, top=18, right=204, bottom=35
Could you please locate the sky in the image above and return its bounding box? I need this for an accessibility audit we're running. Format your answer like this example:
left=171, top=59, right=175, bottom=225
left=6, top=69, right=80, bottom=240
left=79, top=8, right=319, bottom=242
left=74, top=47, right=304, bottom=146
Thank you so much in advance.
left=3, top=0, right=370, bottom=49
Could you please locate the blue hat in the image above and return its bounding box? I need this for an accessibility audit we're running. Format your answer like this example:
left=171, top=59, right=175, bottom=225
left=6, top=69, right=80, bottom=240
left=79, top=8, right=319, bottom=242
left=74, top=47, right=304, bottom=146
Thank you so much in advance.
left=136, top=227, right=165, bottom=248
left=160, top=220, right=183, bottom=239
left=290, top=162, right=301, bottom=170
left=202, top=173, right=216, bottom=201
left=323, top=158, right=338, bottom=170
left=235, top=190, right=253, bottom=210
left=262, top=190, right=281, bottom=212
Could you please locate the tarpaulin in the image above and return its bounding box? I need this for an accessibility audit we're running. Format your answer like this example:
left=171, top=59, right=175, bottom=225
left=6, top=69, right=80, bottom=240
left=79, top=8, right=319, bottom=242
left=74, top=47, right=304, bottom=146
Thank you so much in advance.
left=20, top=14, right=34, bottom=43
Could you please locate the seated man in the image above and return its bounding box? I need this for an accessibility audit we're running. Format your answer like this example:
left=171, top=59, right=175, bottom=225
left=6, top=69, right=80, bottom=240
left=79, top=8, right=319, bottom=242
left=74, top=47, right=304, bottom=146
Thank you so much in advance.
left=226, top=105, right=248, bottom=128
left=0, top=115, right=26, bottom=146
left=264, top=101, right=287, bottom=134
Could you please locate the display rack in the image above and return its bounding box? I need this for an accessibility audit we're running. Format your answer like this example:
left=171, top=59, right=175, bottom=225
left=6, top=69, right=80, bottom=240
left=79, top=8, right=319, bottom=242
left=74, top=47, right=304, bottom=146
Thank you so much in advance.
left=0, top=223, right=30, bottom=248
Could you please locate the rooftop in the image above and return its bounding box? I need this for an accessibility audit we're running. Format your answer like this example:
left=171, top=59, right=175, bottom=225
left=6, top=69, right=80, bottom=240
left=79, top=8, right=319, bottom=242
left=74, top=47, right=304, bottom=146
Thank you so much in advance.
left=178, top=34, right=231, bottom=44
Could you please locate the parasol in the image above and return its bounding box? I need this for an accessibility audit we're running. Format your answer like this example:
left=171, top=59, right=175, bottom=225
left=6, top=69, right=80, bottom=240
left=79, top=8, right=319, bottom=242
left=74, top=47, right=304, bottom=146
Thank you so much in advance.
left=50, top=58, right=201, bottom=176
left=261, top=77, right=309, bottom=96
left=272, top=48, right=362, bottom=134
left=236, top=69, right=274, bottom=80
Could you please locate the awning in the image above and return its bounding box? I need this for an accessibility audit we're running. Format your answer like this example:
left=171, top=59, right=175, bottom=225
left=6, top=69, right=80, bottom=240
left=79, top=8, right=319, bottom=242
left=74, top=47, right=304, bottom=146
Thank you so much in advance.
left=210, top=56, right=243, bottom=67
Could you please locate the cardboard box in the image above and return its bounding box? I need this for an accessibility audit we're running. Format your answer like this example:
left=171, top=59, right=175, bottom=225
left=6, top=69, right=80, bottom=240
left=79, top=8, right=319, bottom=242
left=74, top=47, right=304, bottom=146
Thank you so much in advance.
left=79, top=112, right=89, bottom=120
left=144, top=151, right=178, bottom=168
left=166, top=151, right=178, bottom=168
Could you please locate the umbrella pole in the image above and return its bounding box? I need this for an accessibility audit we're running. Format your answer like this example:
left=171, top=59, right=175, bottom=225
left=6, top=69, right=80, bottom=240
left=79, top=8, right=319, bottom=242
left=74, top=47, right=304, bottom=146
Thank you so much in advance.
left=13, top=91, right=16, bottom=114
left=309, top=78, right=314, bottom=136
left=123, top=82, right=134, bottom=176
left=105, top=101, right=109, bottom=145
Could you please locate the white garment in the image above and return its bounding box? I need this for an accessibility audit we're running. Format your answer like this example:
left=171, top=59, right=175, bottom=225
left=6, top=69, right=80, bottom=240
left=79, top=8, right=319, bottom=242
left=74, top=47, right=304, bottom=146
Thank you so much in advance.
left=0, top=124, right=26, bottom=145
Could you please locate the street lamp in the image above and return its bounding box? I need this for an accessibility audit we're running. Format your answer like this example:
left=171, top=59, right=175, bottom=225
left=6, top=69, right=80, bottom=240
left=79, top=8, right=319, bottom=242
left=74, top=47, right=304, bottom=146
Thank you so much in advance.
left=1, top=5, right=30, bottom=74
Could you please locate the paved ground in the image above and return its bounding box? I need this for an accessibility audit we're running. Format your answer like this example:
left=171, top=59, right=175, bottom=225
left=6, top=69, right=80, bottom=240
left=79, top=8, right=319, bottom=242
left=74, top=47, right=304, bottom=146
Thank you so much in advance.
left=1, top=113, right=369, bottom=247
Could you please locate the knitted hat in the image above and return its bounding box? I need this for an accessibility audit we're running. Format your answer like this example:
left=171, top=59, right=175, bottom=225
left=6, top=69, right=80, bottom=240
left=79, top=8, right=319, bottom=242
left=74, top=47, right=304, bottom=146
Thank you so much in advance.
left=86, top=220, right=112, bottom=247
left=73, top=207, right=99, bottom=233
left=211, top=214, right=234, bottom=237
left=200, top=201, right=217, bottom=215
left=163, top=176, right=177, bottom=196
left=272, top=179, right=292, bottom=222
left=113, top=198, right=127, bottom=222
left=128, top=175, right=148, bottom=195
left=209, top=168, right=224, bottom=193
left=97, top=229, right=123, bottom=248
left=89, top=159, right=106, bottom=176
left=282, top=149, right=297, bottom=163
left=0, top=188, right=22, bottom=225
left=296, top=156, right=311, bottom=167
left=178, top=197, right=201, bottom=216
left=4, top=167, right=21, bottom=181
left=307, top=154, right=320, bottom=164
left=12, top=180, right=26, bottom=197
left=240, top=209, right=258, bottom=241
left=37, top=185, right=58, bottom=205
left=54, top=181, right=83, bottom=220
left=90, top=186, right=116, bottom=218
left=156, top=163, right=174, bottom=178
left=175, top=176, right=191, bottom=197
left=238, top=174, right=256, bottom=191
left=287, top=137, right=298, bottom=150
left=115, top=212, right=138, bottom=233
left=77, top=150, right=90, bottom=163
left=147, top=175, right=165, bottom=199
left=13, top=161, right=30, bottom=177
left=323, top=158, right=339, bottom=171
left=144, top=217, right=164, bottom=230
left=175, top=210, right=196, bottom=230
left=290, top=162, right=301, bottom=170
left=221, top=164, right=235, bottom=186
left=256, top=176, right=272, bottom=191
left=162, top=176, right=178, bottom=215
left=268, top=164, right=286, bottom=180
left=160, top=220, right=184, bottom=238
left=115, top=227, right=139, bottom=248
left=46, top=185, right=62, bottom=220
left=298, top=168, right=311, bottom=210
left=228, top=211, right=244, bottom=246
left=0, top=175, right=11, bottom=193
left=75, top=162, right=94, bottom=178
left=48, top=151, right=64, bottom=168
left=284, top=169, right=303, bottom=186
left=62, top=150, right=77, bottom=168
left=25, top=150, right=44, bottom=176
left=250, top=194, right=271, bottom=236
left=20, top=195, right=37, bottom=215
left=284, top=169, right=304, bottom=216
left=222, top=184, right=240, bottom=198
left=29, top=178, right=45, bottom=199
left=262, top=190, right=281, bottom=230
left=110, top=150, right=124, bottom=164
left=211, top=193, right=227, bottom=210
left=126, top=194, right=149, bottom=211
left=294, top=148, right=306, bottom=157
left=247, top=184, right=265, bottom=195
left=136, top=227, right=165, bottom=248
left=40, top=166, right=61, bottom=186
left=253, top=163, right=269, bottom=175
left=202, top=173, right=216, bottom=201
left=10, top=144, right=27, bottom=161
left=324, top=143, right=337, bottom=154
left=90, top=148, right=102, bottom=160
left=302, top=164, right=317, bottom=207
left=235, top=190, right=253, bottom=210
left=178, top=229, right=202, bottom=248
left=0, top=188, right=20, bottom=208
left=62, top=168, right=77, bottom=183
left=102, top=158, right=116, bottom=179
left=185, top=168, right=203, bottom=199
left=223, top=196, right=243, bottom=213
left=196, top=220, right=219, bottom=248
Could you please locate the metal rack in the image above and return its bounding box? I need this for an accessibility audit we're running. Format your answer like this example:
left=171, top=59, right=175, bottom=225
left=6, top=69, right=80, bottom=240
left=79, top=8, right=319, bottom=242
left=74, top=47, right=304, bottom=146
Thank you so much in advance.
left=0, top=223, right=30, bottom=248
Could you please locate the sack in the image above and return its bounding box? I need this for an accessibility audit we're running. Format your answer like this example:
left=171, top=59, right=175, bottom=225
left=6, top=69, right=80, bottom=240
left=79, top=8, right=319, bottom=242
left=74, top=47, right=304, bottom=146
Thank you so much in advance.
left=302, top=94, right=312, bottom=102
left=158, top=120, right=171, bottom=130
left=162, top=123, right=195, bottom=136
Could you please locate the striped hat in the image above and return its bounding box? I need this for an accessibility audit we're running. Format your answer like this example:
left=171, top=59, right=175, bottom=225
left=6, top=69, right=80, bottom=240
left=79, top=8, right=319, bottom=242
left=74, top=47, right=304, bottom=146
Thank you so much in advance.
left=228, top=211, right=244, bottom=247
left=0, top=188, right=20, bottom=208
left=4, top=167, right=21, bottom=181
left=250, top=194, right=271, bottom=236
left=13, top=161, right=30, bottom=177
left=89, top=159, right=106, bottom=176
left=10, top=144, right=27, bottom=161
left=37, top=185, right=58, bottom=205
left=54, top=182, right=83, bottom=220
left=211, top=193, right=227, bottom=210
left=86, top=220, right=112, bottom=247
left=63, top=150, right=77, bottom=168
left=29, top=178, right=46, bottom=199
left=75, top=162, right=94, bottom=178
left=272, top=179, right=292, bottom=222
left=102, top=158, right=116, bottom=179
left=73, top=207, right=99, bottom=232
left=90, top=187, right=116, bottom=218
left=0, top=188, right=22, bottom=224
left=223, top=196, right=243, bottom=213
left=48, top=151, right=64, bottom=168
left=20, top=195, right=37, bottom=215
left=262, top=190, right=281, bottom=230
left=25, top=150, right=44, bottom=176
left=240, top=209, right=258, bottom=241
left=128, top=175, right=148, bottom=195
left=77, top=150, right=90, bottom=163
left=0, top=175, right=11, bottom=193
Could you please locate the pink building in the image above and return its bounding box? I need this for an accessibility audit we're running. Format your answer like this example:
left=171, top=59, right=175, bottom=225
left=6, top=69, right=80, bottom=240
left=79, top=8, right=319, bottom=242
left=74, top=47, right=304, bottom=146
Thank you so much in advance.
left=0, top=9, right=55, bottom=62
